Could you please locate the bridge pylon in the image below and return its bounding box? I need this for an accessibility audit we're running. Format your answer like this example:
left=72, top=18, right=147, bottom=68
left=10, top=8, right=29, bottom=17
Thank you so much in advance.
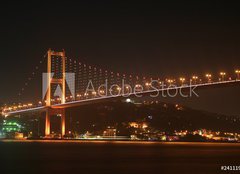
left=45, top=49, right=66, bottom=138
left=46, top=49, right=66, bottom=106
left=45, top=108, right=66, bottom=137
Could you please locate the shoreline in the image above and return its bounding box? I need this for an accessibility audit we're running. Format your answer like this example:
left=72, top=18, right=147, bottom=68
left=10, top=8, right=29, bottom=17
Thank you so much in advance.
left=1, top=139, right=240, bottom=146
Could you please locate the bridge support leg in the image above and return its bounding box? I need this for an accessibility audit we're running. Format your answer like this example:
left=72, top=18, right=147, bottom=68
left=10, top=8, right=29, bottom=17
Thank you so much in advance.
left=61, top=109, right=66, bottom=137
left=45, top=110, right=50, bottom=137
left=44, top=108, right=65, bottom=138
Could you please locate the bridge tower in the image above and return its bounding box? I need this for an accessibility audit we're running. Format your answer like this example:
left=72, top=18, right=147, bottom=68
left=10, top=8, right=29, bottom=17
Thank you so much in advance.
left=45, top=49, right=66, bottom=137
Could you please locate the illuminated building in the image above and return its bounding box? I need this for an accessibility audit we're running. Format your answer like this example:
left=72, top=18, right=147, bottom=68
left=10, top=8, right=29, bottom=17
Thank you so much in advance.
left=2, top=120, right=21, bottom=133
left=129, top=122, right=148, bottom=129
left=103, top=127, right=117, bottom=136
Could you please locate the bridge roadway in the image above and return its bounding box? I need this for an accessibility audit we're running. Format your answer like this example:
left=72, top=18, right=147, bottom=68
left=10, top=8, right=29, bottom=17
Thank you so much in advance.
left=5, top=79, right=240, bottom=116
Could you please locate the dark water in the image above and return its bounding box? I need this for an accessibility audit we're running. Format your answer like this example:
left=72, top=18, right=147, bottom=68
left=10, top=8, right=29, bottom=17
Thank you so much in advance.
left=0, top=140, right=240, bottom=174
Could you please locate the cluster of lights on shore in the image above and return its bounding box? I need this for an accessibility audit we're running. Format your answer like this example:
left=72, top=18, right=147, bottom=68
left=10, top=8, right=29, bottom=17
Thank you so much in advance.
left=2, top=69, right=240, bottom=113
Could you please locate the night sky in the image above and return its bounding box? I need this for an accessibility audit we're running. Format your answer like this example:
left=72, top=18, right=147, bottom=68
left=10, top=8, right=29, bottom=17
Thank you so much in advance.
left=0, top=1, right=240, bottom=115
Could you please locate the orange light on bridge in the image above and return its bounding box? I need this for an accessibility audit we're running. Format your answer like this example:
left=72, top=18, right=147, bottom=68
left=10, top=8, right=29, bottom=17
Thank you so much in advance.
left=235, top=69, right=240, bottom=79
left=135, top=84, right=141, bottom=88
left=166, top=79, right=174, bottom=85
left=220, top=72, right=226, bottom=81
left=117, top=87, right=121, bottom=91
left=192, top=76, right=198, bottom=80
left=145, top=82, right=150, bottom=86
left=191, top=76, right=198, bottom=84
left=220, top=72, right=226, bottom=76
left=99, top=90, right=105, bottom=94
left=179, top=77, right=185, bottom=85
left=205, top=74, right=212, bottom=82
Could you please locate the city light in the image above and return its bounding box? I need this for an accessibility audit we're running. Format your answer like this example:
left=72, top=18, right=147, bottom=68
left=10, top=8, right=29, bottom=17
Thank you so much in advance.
left=126, top=98, right=131, bottom=103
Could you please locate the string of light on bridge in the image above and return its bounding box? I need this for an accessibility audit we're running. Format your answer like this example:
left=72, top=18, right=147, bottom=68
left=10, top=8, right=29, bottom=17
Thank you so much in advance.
left=2, top=52, right=240, bottom=115
left=16, top=54, right=47, bottom=103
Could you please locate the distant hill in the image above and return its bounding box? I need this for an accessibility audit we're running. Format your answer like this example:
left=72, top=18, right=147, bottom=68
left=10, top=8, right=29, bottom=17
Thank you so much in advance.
left=66, top=100, right=240, bottom=133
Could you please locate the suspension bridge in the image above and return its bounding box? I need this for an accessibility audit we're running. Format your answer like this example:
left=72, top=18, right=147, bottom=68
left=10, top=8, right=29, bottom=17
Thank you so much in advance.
left=2, top=49, right=240, bottom=137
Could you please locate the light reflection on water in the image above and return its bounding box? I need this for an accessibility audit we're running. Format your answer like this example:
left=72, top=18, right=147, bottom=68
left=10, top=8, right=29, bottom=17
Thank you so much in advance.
left=0, top=140, right=240, bottom=174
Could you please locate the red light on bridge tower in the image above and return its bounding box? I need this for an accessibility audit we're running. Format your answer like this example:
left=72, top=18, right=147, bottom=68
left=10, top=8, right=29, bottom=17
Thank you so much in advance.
left=45, top=49, right=66, bottom=137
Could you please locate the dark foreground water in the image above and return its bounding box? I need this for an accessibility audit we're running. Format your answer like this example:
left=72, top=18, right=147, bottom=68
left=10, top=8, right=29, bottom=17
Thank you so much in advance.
left=0, top=140, right=240, bottom=174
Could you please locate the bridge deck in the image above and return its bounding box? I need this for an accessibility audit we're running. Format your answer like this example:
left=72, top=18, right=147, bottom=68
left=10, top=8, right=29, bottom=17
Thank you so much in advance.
left=5, top=79, right=240, bottom=115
